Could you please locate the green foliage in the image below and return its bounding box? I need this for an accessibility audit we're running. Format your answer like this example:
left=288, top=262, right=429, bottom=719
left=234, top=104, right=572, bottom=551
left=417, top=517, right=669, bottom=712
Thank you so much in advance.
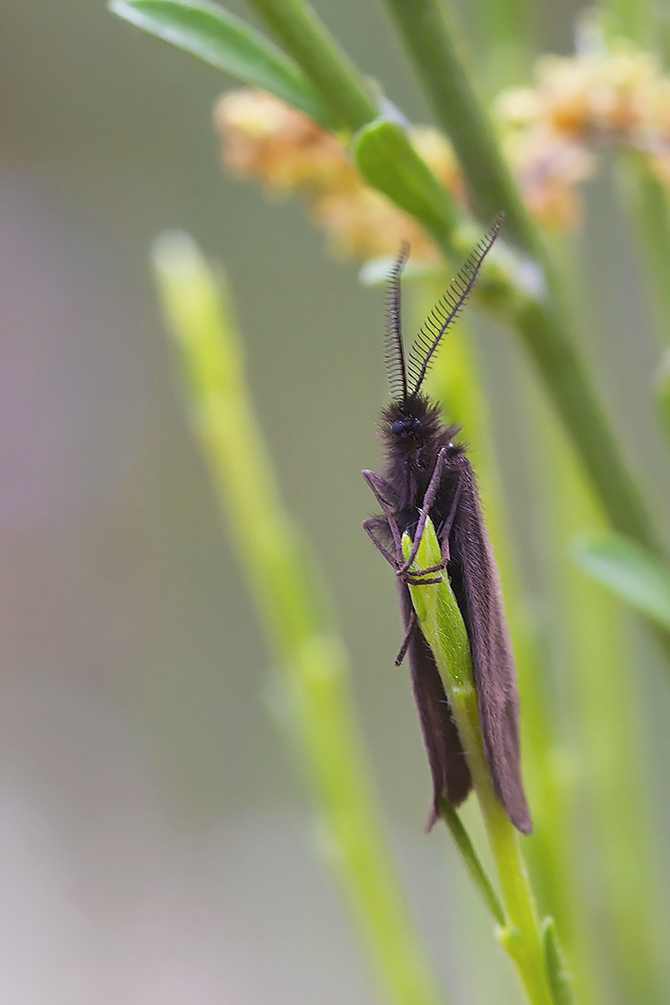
left=111, top=0, right=670, bottom=1003
left=111, top=0, right=665, bottom=561
left=403, top=520, right=557, bottom=1005
left=354, top=119, right=458, bottom=247
left=439, top=798, right=506, bottom=927
left=151, top=232, right=444, bottom=1005
left=109, top=0, right=331, bottom=123
left=656, top=348, right=670, bottom=440
left=572, top=531, right=670, bottom=631
left=542, top=919, right=574, bottom=1005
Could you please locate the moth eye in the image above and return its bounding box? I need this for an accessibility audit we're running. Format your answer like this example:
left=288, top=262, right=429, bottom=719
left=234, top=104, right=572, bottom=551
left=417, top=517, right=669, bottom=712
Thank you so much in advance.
left=392, top=417, right=421, bottom=436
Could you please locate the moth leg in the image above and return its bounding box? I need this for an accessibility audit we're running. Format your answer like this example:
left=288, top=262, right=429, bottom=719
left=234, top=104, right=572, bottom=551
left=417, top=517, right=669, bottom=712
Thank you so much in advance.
left=405, top=574, right=443, bottom=586
left=397, top=446, right=449, bottom=577
left=412, top=473, right=465, bottom=576
left=363, top=513, right=443, bottom=585
left=362, top=469, right=403, bottom=558
left=362, top=517, right=400, bottom=569
left=394, top=608, right=417, bottom=666
left=439, top=470, right=463, bottom=543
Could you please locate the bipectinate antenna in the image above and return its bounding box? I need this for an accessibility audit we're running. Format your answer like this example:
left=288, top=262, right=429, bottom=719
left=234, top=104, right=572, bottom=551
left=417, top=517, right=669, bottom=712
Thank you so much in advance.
left=406, top=214, right=504, bottom=396
left=384, top=241, right=410, bottom=403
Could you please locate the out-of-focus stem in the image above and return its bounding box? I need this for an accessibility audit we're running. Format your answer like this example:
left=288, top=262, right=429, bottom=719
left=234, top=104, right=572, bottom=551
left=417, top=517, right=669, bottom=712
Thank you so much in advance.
left=617, top=152, right=670, bottom=345
left=152, top=232, right=446, bottom=1005
left=381, top=0, right=537, bottom=251
left=472, top=0, right=534, bottom=91
left=513, top=295, right=659, bottom=551
left=536, top=383, right=669, bottom=1005
left=656, top=349, right=670, bottom=443
left=600, top=0, right=653, bottom=48
left=244, top=0, right=377, bottom=129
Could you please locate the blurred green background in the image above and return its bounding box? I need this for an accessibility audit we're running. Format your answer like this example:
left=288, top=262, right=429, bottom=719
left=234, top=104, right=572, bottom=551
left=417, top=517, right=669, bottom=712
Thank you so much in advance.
left=1, top=0, right=670, bottom=1001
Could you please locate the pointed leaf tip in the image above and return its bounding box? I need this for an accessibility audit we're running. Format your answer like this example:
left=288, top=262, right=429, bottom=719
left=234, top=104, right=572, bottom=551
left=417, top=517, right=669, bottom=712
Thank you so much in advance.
left=354, top=119, right=456, bottom=241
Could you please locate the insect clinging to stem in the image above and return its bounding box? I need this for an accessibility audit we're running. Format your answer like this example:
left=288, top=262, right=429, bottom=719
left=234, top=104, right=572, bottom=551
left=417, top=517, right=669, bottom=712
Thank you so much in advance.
left=362, top=214, right=532, bottom=835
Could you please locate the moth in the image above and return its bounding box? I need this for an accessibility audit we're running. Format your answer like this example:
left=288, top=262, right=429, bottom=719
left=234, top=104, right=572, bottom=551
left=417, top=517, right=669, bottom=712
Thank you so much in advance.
left=362, top=215, right=532, bottom=834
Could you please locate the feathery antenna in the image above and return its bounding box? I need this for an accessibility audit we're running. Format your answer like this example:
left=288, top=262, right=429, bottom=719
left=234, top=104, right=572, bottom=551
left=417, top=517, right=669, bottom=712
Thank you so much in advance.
left=384, top=241, right=410, bottom=402
left=406, top=213, right=504, bottom=396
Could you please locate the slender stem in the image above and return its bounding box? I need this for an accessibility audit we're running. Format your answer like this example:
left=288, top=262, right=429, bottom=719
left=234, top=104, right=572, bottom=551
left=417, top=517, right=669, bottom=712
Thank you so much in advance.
left=513, top=296, right=659, bottom=551
left=381, top=0, right=538, bottom=252
left=455, top=692, right=554, bottom=1005
left=538, top=387, right=669, bottom=1005
left=424, top=305, right=598, bottom=1004
left=599, top=0, right=653, bottom=48
left=656, top=349, right=670, bottom=442
left=617, top=151, right=670, bottom=346
left=439, top=797, right=505, bottom=926
left=152, top=233, right=445, bottom=1005
left=244, top=0, right=377, bottom=129
left=404, top=524, right=556, bottom=1005
left=470, top=0, right=535, bottom=90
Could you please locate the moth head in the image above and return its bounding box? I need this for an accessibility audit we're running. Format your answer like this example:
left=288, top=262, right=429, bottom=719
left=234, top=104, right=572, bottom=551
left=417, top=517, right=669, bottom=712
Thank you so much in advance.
left=381, top=393, right=440, bottom=452
left=391, top=413, right=421, bottom=437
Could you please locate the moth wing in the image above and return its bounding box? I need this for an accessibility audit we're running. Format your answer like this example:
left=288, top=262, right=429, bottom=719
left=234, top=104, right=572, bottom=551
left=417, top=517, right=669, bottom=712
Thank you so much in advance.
left=399, top=582, right=472, bottom=828
left=447, top=455, right=532, bottom=835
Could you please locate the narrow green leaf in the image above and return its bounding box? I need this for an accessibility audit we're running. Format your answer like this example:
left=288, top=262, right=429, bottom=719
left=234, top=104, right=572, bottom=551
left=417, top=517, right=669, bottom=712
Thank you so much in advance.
left=354, top=118, right=457, bottom=249
left=572, top=531, right=670, bottom=631
left=542, top=918, right=575, bottom=1005
left=439, top=798, right=505, bottom=927
left=109, top=0, right=330, bottom=124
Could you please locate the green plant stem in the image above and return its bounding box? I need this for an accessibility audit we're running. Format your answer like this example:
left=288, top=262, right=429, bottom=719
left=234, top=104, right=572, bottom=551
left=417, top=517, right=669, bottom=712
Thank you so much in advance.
left=617, top=152, right=670, bottom=345
left=152, top=232, right=445, bottom=1005
left=424, top=302, right=582, bottom=994
left=532, top=375, right=669, bottom=1005
left=469, top=0, right=534, bottom=91
left=439, top=797, right=505, bottom=926
left=542, top=918, right=574, bottom=1005
left=424, top=308, right=595, bottom=1004
left=557, top=474, right=668, bottom=1005
left=513, top=297, right=658, bottom=550
left=242, top=0, right=664, bottom=576
left=382, top=0, right=535, bottom=252
left=600, top=0, right=652, bottom=48
left=482, top=800, right=553, bottom=1005
left=656, top=348, right=670, bottom=442
left=244, top=0, right=377, bottom=129
left=404, top=524, right=555, bottom=1005
left=380, top=0, right=661, bottom=558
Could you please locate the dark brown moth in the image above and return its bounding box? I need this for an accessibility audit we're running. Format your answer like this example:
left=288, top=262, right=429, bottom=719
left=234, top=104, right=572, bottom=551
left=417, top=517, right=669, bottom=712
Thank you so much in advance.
left=362, top=215, right=532, bottom=835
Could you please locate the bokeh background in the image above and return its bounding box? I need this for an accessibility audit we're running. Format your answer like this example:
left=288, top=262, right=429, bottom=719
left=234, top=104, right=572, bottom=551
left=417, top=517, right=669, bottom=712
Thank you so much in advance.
left=1, top=0, right=670, bottom=1002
